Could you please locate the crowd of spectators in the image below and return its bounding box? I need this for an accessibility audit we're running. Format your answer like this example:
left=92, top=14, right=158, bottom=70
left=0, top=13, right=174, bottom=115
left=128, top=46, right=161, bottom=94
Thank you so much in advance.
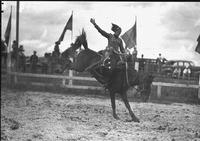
left=1, top=39, right=193, bottom=80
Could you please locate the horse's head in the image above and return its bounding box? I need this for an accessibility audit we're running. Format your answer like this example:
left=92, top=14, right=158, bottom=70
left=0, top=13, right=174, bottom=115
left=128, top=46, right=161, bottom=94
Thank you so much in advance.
left=61, top=28, right=88, bottom=59
left=61, top=43, right=77, bottom=59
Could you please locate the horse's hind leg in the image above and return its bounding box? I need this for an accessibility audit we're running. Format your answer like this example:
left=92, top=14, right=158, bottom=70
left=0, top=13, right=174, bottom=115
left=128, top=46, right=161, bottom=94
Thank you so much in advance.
left=121, top=91, right=140, bottom=122
left=143, top=87, right=151, bottom=102
left=110, top=91, right=119, bottom=120
left=140, top=81, right=152, bottom=102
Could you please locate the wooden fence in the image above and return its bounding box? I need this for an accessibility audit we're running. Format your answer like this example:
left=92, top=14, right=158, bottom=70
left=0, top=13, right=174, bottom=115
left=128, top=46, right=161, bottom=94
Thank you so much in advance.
left=7, top=71, right=200, bottom=100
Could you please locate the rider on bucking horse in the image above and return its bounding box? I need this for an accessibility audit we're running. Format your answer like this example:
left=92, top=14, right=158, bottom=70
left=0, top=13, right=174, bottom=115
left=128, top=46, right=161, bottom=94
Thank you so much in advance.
left=90, top=18, right=127, bottom=88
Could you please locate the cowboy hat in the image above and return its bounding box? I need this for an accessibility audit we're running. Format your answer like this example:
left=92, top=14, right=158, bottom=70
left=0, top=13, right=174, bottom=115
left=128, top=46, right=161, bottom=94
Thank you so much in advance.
left=111, top=23, right=121, bottom=32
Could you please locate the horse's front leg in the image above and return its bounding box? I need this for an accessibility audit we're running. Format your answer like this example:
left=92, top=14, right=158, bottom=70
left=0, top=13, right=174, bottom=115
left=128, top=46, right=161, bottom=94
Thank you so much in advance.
left=121, top=91, right=140, bottom=122
left=110, top=91, right=119, bottom=120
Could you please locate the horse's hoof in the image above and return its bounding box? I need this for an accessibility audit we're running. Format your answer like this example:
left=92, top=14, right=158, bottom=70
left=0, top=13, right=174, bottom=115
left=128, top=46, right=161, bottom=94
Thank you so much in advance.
left=131, top=117, right=140, bottom=123
left=133, top=118, right=140, bottom=123
left=125, top=119, right=133, bottom=122
left=113, top=115, right=120, bottom=120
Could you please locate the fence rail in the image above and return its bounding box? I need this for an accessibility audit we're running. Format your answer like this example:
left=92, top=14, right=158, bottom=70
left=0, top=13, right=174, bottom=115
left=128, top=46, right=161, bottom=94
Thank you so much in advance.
left=9, top=72, right=102, bottom=90
left=7, top=71, right=200, bottom=100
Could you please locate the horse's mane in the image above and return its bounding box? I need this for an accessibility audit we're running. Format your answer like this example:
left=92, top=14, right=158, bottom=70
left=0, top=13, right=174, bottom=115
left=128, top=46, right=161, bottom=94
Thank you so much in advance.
left=62, top=29, right=88, bottom=58
left=79, top=29, right=88, bottom=49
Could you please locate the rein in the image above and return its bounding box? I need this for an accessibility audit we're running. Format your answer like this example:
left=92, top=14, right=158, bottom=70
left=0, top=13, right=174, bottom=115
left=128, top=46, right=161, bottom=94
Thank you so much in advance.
left=125, top=62, right=130, bottom=87
left=84, top=59, right=102, bottom=72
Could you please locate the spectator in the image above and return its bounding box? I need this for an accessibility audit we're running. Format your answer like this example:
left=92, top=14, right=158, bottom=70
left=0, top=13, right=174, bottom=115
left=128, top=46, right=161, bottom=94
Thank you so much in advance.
left=1, top=39, right=7, bottom=66
left=30, top=51, right=38, bottom=73
left=172, top=67, right=181, bottom=79
left=12, top=40, right=18, bottom=53
left=183, top=64, right=191, bottom=80
left=18, top=45, right=26, bottom=72
left=125, top=48, right=132, bottom=63
left=132, top=47, right=138, bottom=68
left=42, top=53, right=49, bottom=74
left=139, top=54, right=145, bottom=71
left=52, top=41, right=60, bottom=59
left=44, top=53, right=52, bottom=74
left=11, top=40, right=18, bottom=70
left=156, top=53, right=164, bottom=73
left=51, top=41, right=61, bottom=73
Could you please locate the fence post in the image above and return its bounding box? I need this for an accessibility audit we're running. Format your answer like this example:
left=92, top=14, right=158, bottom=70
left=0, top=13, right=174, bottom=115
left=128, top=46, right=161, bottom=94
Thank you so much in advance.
left=62, top=78, right=66, bottom=86
left=14, top=74, right=18, bottom=84
left=198, top=75, right=200, bottom=100
left=135, top=61, right=139, bottom=71
left=157, top=85, right=162, bottom=98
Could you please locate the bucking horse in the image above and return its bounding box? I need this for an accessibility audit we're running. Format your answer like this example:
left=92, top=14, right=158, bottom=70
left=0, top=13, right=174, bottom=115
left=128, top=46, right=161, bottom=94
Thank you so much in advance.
left=61, top=29, right=154, bottom=122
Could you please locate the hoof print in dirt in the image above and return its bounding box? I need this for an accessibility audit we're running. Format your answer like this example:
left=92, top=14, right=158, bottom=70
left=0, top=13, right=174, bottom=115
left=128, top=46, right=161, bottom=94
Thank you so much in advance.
left=8, top=118, right=20, bottom=130
left=195, top=132, right=200, bottom=138
left=32, top=133, right=43, bottom=139
left=69, top=116, right=86, bottom=122
left=10, top=122, right=20, bottom=130
left=1, top=132, right=8, bottom=141
left=10, top=124, right=19, bottom=130
left=97, top=131, right=108, bottom=137
left=157, top=125, right=166, bottom=131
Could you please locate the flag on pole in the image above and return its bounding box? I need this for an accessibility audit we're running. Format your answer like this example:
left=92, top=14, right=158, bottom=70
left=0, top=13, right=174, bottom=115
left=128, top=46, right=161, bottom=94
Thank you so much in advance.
left=58, top=12, right=73, bottom=43
left=195, top=34, right=200, bottom=54
left=121, top=19, right=137, bottom=49
left=4, top=6, right=12, bottom=46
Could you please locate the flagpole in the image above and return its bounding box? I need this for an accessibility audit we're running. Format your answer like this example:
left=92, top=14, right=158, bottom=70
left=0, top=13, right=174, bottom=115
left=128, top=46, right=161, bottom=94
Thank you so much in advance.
left=135, top=16, right=137, bottom=49
left=71, top=11, right=73, bottom=43
left=16, top=1, right=20, bottom=72
left=69, top=11, right=73, bottom=86
left=134, top=16, right=138, bottom=71
left=7, top=6, right=12, bottom=84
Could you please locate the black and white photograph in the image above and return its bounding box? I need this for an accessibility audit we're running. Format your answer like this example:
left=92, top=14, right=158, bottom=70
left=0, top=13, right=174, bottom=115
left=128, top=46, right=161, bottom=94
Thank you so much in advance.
left=1, top=1, right=200, bottom=141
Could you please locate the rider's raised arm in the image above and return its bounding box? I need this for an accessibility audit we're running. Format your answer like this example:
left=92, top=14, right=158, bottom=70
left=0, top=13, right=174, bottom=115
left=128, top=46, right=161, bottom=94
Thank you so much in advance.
left=119, top=39, right=125, bottom=53
left=91, top=18, right=110, bottom=39
left=94, top=23, right=110, bottom=38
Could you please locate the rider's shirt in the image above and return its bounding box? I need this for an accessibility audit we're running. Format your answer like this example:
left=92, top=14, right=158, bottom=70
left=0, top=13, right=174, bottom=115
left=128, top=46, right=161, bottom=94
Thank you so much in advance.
left=108, top=34, right=124, bottom=53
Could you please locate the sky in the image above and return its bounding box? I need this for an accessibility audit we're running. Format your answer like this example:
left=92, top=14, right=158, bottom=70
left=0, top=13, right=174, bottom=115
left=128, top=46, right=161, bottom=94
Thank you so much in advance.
left=1, top=1, right=200, bottom=65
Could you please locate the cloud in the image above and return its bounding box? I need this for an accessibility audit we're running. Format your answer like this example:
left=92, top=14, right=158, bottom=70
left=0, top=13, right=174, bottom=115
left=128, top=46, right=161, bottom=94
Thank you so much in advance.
left=41, top=27, right=47, bottom=39
left=146, top=2, right=200, bottom=65
left=121, top=2, right=156, bottom=8
left=160, top=3, right=200, bottom=39
left=20, top=39, right=50, bottom=56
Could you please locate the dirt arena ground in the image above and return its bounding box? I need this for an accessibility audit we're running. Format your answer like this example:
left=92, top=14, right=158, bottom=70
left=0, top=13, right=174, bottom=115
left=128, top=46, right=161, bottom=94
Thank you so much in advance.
left=1, top=88, right=200, bottom=141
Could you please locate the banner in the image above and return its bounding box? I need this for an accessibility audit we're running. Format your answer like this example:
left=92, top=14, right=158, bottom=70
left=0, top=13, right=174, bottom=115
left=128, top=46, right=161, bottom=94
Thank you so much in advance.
left=121, top=20, right=136, bottom=49
left=195, top=34, right=200, bottom=54
left=58, top=12, right=73, bottom=43
left=4, top=7, right=12, bottom=46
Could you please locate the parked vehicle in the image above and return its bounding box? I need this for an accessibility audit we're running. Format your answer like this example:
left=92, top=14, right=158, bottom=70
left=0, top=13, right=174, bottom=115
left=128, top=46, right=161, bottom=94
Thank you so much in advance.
left=161, top=60, right=200, bottom=79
